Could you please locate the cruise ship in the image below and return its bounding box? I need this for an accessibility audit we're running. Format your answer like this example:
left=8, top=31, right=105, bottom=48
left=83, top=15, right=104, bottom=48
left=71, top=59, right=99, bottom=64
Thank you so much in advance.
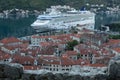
left=31, top=6, right=95, bottom=32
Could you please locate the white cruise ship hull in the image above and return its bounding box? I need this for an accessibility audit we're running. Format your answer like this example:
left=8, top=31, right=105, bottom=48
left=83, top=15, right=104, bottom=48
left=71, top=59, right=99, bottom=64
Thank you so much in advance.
left=31, top=10, right=95, bottom=32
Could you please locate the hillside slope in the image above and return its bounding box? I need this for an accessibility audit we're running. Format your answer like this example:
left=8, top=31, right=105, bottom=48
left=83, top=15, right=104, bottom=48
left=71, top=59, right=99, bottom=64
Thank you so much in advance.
left=0, top=0, right=119, bottom=11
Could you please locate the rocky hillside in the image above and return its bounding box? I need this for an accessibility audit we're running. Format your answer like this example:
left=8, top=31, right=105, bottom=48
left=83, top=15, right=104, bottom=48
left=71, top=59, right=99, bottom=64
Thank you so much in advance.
left=107, top=56, right=120, bottom=80
left=0, top=0, right=119, bottom=11
left=22, top=72, right=108, bottom=80
left=0, top=62, right=23, bottom=80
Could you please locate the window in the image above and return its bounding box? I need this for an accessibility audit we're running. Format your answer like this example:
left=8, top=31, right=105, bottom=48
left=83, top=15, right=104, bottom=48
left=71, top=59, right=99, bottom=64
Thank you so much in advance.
left=66, top=69, right=69, bottom=71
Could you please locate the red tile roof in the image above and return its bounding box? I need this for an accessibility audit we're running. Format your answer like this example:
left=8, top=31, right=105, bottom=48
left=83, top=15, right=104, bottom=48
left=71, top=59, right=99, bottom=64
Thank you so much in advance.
left=74, top=44, right=100, bottom=56
left=63, top=51, right=77, bottom=57
left=39, top=47, right=54, bottom=55
left=0, top=37, right=21, bottom=44
left=79, top=48, right=98, bottom=55
left=74, top=59, right=90, bottom=66
left=60, top=56, right=75, bottom=66
left=12, top=54, right=35, bottom=65
left=3, top=45, right=19, bottom=50
left=113, top=48, right=120, bottom=53
left=108, top=39, right=120, bottom=44
left=40, top=56, right=60, bottom=65
left=40, top=56, right=76, bottom=66
left=20, top=49, right=39, bottom=57
left=0, top=51, right=11, bottom=60
left=40, top=42, right=52, bottom=47
left=32, top=34, right=73, bottom=42
left=24, top=66, right=41, bottom=70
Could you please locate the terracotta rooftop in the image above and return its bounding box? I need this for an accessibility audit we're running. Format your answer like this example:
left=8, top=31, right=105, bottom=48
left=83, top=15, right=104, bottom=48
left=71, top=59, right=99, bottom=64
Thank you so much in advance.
left=113, top=48, right=120, bottom=53
left=24, top=66, right=41, bottom=70
left=0, top=37, right=21, bottom=44
left=0, top=51, right=11, bottom=60
left=3, top=45, right=20, bottom=50
left=39, top=47, right=54, bottom=55
left=75, top=59, right=90, bottom=66
left=40, top=56, right=60, bottom=65
left=12, top=54, right=35, bottom=65
left=40, top=56, right=75, bottom=66
left=61, top=56, right=75, bottom=66
left=108, top=39, right=120, bottom=44
left=63, top=51, right=77, bottom=57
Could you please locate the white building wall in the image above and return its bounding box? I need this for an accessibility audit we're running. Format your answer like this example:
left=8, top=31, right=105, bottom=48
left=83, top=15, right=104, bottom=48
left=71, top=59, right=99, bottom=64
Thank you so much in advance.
left=43, top=64, right=73, bottom=72
left=1, top=47, right=18, bottom=54
left=72, top=37, right=80, bottom=42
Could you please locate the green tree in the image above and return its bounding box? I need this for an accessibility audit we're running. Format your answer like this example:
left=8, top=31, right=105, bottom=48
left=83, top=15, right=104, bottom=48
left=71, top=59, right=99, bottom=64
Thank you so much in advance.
left=66, top=40, right=78, bottom=50
left=109, top=35, right=120, bottom=39
left=106, top=23, right=120, bottom=32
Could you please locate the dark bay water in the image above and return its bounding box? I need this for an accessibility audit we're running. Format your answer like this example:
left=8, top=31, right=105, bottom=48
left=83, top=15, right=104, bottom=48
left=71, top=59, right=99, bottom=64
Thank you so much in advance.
left=0, top=15, right=36, bottom=39
left=0, top=12, right=120, bottom=39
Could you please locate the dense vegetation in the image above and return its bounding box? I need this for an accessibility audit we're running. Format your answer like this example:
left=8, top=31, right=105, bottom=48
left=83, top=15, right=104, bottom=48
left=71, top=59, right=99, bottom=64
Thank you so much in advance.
left=0, top=0, right=119, bottom=11
left=106, top=23, right=120, bottom=32
left=109, top=35, right=120, bottom=39
left=66, top=40, right=78, bottom=50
